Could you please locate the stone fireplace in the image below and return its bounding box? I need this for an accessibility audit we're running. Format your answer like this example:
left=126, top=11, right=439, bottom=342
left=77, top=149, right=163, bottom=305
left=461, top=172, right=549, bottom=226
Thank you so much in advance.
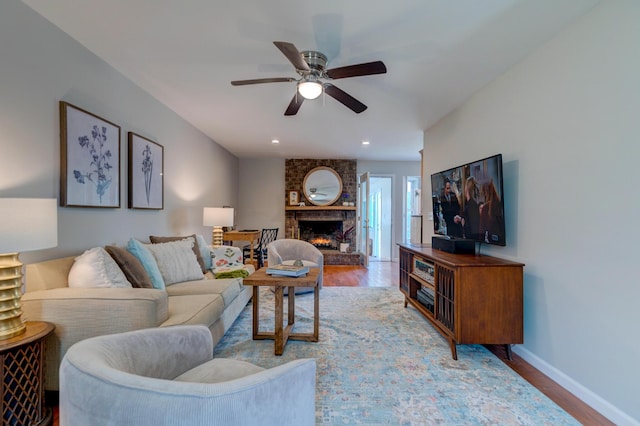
left=284, top=159, right=361, bottom=265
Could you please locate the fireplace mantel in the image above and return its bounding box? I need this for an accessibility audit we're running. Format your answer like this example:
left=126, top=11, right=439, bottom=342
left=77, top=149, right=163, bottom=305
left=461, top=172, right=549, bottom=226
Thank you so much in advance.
left=285, top=206, right=356, bottom=211
left=285, top=205, right=355, bottom=220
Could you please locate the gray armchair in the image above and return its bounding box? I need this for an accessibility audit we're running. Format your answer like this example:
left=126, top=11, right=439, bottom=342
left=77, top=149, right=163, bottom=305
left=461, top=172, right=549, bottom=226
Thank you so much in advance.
left=60, top=325, right=316, bottom=426
left=267, top=239, right=324, bottom=294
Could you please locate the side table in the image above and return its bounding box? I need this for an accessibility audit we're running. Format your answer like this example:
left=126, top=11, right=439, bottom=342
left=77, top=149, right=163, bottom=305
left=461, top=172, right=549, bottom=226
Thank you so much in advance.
left=243, top=269, right=320, bottom=355
left=0, top=321, right=55, bottom=426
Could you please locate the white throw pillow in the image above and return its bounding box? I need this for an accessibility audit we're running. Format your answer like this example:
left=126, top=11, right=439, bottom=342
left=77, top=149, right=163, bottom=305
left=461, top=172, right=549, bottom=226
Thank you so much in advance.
left=68, top=247, right=132, bottom=288
left=145, top=239, right=204, bottom=285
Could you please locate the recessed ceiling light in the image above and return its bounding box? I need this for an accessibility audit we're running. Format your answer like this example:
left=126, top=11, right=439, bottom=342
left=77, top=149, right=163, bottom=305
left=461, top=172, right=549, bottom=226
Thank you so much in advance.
left=362, top=140, right=370, bottom=145
left=271, top=139, right=280, bottom=144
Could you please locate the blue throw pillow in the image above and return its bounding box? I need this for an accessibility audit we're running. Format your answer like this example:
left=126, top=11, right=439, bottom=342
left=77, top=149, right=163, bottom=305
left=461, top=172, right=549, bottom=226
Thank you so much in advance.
left=195, top=234, right=213, bottom=270
left=126, top=238, right=165, bottom=290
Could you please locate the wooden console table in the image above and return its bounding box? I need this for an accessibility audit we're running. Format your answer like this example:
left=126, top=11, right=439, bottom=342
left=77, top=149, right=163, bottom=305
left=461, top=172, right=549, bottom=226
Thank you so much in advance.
left=398, top=243, right=524, bottom=360
left=0, top=321, right=55, bottom=426
left=223, top=230, right=260, bottom=268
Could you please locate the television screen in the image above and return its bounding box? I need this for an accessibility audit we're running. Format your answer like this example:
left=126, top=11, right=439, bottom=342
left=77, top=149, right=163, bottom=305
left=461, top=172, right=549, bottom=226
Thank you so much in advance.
left=431, top=154, right=505, bottom=246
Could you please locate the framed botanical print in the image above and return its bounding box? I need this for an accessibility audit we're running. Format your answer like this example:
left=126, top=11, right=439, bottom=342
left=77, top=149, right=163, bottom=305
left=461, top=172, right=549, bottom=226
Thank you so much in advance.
left=128, top=132, right=164, bottom=210
left=60, top=101, right=121, bottom=208
left=288, top=190, right=299, bottom=206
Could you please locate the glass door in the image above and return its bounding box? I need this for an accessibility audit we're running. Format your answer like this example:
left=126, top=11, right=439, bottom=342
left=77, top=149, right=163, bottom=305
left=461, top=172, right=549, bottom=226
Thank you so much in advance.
left=404, top=176, right=422, bottom=243
left=358, top=172, right=370, bottom=268
left=369, top=176, right=393, bottom=261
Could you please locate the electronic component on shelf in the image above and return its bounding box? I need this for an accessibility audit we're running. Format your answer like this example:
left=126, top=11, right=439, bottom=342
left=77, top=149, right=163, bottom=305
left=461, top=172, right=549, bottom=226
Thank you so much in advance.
left=412, top=256, right=435, bottom=284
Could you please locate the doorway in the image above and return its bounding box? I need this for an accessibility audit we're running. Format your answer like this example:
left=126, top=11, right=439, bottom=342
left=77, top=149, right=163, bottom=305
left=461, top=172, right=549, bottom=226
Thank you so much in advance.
left=404, top=176, right=422, bottom=242
left=367, top=175, right=393, bottom=262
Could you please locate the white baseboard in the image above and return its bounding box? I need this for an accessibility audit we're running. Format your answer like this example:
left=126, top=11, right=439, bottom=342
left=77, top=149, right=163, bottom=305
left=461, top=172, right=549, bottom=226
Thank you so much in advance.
left=512, top=346, right=639, bottom=426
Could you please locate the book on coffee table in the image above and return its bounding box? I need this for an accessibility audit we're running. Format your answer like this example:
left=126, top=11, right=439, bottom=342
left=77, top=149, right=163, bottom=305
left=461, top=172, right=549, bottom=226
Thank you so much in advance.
left=266, top=264, right=309, bottom=277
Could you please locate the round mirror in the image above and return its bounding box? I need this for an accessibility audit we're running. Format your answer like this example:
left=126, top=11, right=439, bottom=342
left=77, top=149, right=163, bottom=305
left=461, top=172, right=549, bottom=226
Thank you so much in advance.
left=303, top=166, right=343, bottom=206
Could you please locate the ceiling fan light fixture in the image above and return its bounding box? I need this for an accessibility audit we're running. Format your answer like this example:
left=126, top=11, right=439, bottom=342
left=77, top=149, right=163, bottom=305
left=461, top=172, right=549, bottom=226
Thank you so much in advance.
left=297, top=80, right=323, bottom=100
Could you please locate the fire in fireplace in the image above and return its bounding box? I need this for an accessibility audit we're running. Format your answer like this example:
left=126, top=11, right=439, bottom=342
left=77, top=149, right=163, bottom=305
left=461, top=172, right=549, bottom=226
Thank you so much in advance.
left=299, top=220, right=342, bottom=250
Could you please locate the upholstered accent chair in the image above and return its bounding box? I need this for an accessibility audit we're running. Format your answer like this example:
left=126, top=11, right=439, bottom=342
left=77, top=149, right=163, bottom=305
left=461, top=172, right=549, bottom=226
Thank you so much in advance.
left=267, top=239, right=324, bottom=295
left=59, top=325, right=316, bottom=426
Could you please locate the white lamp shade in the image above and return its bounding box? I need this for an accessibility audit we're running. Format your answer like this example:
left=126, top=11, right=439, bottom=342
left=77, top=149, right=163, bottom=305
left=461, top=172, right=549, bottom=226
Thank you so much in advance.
left=0, top=198, right=58, bottom=253
left=298, top=81, right=323, bottom=99
left=203, top=207, right=234, bottom=227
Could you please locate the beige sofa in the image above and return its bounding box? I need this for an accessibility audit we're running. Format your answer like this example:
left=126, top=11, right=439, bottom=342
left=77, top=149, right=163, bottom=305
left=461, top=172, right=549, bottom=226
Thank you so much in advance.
left=22, top=252, right=253, bottom=391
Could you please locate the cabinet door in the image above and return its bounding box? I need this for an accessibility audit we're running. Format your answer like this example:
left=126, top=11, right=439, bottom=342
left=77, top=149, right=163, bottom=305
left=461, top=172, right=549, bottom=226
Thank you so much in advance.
left=399, top=249, right=411, bottom=293
left=435, top=264, right=455, bottom=335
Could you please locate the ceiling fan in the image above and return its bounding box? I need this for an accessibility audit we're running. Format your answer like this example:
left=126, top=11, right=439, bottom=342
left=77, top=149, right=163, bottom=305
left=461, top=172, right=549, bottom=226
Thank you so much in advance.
left=231, top=41, right=387, bottom=116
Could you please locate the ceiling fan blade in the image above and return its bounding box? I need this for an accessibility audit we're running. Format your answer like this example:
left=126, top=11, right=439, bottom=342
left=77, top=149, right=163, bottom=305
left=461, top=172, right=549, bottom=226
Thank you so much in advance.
left=323, top=84, right=367, bottom=113
left=284, top=93, right=305, bottom=116
left=231, top=77, right=295, bottom=86
left=326, top=61, right=387, bottom=79
left=273, top=41, right=310, bottom=71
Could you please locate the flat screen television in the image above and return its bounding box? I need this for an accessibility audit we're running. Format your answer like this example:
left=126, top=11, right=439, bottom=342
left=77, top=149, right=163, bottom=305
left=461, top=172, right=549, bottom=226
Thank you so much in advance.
left=431, top=153, right=505, bottom=246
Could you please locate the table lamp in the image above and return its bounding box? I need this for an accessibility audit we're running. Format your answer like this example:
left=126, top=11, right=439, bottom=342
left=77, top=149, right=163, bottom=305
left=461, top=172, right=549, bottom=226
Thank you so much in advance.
left=203, top=207, right=234, bottom=247
left=0, top=198, right=58, bottom=340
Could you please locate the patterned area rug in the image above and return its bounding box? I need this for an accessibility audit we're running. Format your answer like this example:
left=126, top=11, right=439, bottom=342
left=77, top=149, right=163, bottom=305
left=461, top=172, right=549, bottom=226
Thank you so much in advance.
left=214, top=287, right=578, bottom=425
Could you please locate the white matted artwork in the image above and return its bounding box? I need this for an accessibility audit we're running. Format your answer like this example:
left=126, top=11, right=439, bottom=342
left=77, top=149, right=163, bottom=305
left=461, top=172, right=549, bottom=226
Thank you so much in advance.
left=60, top=101, right=121, bottom=208
left=128, top=132, right=164, bottom=210
left=288, top=190, right=299, bottom=206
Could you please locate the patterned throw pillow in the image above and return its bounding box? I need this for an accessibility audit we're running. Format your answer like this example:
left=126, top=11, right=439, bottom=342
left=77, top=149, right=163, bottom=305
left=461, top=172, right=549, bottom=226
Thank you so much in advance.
left=210, top=246, right=244, bottom=269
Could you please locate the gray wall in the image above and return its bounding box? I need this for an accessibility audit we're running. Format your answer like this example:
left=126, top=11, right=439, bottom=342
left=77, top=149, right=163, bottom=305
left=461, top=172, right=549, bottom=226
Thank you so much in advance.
left=236, top=157, right=286, bottom=235
left=422, top=1, right=639, bottom=423
left=0, top=0, right=239, bottom=262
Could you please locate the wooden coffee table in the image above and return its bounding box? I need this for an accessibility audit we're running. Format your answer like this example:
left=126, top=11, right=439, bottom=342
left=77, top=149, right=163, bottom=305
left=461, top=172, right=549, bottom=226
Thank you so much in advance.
left=242, top=268, right=320, bottom=355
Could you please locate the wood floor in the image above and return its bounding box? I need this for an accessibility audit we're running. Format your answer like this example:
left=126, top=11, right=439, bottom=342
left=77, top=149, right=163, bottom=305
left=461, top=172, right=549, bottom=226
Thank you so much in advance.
left=51, top=261, right=612, bottom=425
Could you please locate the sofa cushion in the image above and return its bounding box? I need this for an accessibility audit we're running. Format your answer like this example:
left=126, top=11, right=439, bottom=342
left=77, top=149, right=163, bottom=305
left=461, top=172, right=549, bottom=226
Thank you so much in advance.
left=68, top=247, right=132, bottom=289
left=160, top=294, right=224, bottom=328
left=165, top=278, right=243, bottom=307
left=105, top=245, right=153, bottom=289
left=150, top=234, right=207, bottom=273
left=145, top=240, right=204, bottom=286
left=174, top=358, right=264, bottom=384
left=127, top=239, right=166, bottom=290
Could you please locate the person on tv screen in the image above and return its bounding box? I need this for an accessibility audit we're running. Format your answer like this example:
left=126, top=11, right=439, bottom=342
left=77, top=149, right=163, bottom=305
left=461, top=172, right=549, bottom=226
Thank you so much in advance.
left=455, top=176, right=481, bottom=240
left=479, top=179, right=504, bottom=243
left=441, top=180, right=463, bottom=237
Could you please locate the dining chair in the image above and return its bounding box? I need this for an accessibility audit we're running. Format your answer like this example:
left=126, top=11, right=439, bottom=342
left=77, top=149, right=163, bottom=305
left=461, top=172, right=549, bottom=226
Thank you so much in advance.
left=243, top=228, right=278, bottom=268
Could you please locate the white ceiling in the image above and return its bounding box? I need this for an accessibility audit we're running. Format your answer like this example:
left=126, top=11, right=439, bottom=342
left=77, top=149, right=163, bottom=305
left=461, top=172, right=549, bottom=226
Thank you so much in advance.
left=21, top=0, right=599, bottom=161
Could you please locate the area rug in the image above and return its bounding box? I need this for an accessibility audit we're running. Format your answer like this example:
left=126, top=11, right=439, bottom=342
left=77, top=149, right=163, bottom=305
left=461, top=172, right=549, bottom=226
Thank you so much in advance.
left=214, top=287, right=579, bottom=425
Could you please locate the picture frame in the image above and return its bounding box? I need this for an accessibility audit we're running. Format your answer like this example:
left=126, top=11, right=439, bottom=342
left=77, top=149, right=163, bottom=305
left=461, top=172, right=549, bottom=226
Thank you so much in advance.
left=128, top=132, right=164, bottom=210
left=288, top=190, right=299, bottom=206
left=60, top=101, right=121, bottom=208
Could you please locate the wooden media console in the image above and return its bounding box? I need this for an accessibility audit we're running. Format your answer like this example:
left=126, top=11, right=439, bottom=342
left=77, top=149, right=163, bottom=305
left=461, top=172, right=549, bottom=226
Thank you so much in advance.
left=398, top=243, right=524, bottom=360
